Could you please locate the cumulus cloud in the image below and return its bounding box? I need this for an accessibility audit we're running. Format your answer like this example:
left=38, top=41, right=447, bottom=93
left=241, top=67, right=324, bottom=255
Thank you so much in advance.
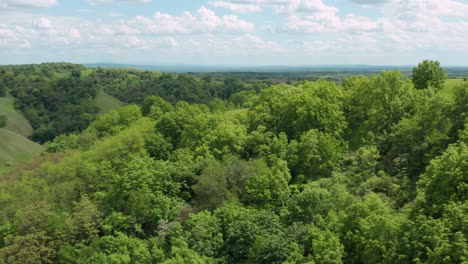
left=127, top=6, right=254, bottom=35
left=349, top=0, right=390, bottom=5
left=30, top=17, right=84, bottom=45
left=34, top=17, right=53, bottom=29
left=2, top=1, right=468, bottom=64
left=278, top=0, right=338, bottom=14
left=0, top=24, right=31, bottom=48
left=210, top=0, right=338, bottom=14
left=272, top=0, right=468, bottom=61
left=0, top=5, right=256, bottom=60
left=211, top=1, right=262, bottom=13
left=393, top=0, right=468, bottom=18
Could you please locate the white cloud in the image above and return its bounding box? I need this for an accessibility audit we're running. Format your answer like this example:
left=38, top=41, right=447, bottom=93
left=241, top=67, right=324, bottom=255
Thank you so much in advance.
left=211, top=1, right=262, bottom=13
left=350, top=0, right=390, bottom=5
left=69, top=28, right=81, bottom=39
left=0, top=24, right=15, bottom=39
left=118, top=35, right=177, bottom=49
left=152, top=37, right=178, bottom=48
left=2, top=1, right=468, bottom=65
left=390, top=0, right=468, bottom=19
left=124, top=35, right=143, bottom=47
left=270, top=0, right=468, bottom=62
left=34, top=17, right=53, bottom=29
left=280, top=14, right=334, bottom=33
left=0, top=0, right=56, bottom=9
left=10, top=16, right=84, bottom=46
left=127, top=6, right=254, bottom=35
left=210, top=0, right=338, bottom=14
left=0, top=23, right=31, bottom=48
left=342, top=15, right=380, bottom=33
left=351, top=0, right=468, bottom=16
left=0, top=5, right=256, bottom=62
left=280, top=12, right=377, bottom=34
left=280, top=0, right=338, bottom=14
left=87, top=0, right=151, bottom=5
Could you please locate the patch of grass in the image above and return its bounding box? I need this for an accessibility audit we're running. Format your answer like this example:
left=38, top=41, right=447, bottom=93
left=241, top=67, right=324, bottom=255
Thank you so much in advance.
left=0, top=128, right=44, bottom=174
left=0, top=94, right=33, bottom=137
left=94, top=90, right=124, bottom=114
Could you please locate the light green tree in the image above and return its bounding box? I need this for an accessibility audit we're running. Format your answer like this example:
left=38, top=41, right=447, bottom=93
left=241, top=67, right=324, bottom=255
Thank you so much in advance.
left=412, top=60, right=447, bottom=90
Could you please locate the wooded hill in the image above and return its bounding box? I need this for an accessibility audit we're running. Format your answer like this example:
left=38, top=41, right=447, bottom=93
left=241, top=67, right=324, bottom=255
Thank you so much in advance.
left=0, top=61, right=466, bottom=263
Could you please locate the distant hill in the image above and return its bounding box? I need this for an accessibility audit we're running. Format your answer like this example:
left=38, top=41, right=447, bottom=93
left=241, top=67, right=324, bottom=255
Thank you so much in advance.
left=85, top=63, right=468, bottom=79
left=85, top=63, right=414, bottom=73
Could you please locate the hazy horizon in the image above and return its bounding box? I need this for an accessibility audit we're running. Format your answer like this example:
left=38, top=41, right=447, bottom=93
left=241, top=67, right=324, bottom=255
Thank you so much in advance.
left=3, top=62, right=468, bottom=68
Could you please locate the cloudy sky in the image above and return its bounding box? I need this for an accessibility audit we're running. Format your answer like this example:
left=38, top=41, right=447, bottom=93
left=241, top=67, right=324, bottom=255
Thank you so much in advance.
left=1, top=0, right=468, bottom=65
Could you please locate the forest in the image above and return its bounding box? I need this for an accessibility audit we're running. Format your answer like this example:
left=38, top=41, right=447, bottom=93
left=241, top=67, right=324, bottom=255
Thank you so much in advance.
left=0, top=61, right=466, bottom=263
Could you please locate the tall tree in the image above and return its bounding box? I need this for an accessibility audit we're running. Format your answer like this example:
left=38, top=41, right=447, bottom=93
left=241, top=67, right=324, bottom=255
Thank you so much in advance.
left=412, top=60, right=447, bottom=90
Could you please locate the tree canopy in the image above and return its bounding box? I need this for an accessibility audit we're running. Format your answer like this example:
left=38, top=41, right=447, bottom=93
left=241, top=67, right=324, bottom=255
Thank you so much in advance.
left=0, top=61, right=466, bottom=263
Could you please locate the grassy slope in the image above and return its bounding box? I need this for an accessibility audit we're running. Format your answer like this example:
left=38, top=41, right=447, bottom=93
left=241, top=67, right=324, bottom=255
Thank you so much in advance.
left=0, top=128, right=44, bottom=174
left=0, top=95, right=43, bottom=174
left=94, top=90, right=124, bottom=114
left=0, top=95, right=33, bottom=137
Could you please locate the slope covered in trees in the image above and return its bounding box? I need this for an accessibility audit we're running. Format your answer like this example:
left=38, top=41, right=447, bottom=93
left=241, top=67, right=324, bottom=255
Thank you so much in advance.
left=0, top=63, right=267, bottom=144
left=0, top=62, right=467, bottom=263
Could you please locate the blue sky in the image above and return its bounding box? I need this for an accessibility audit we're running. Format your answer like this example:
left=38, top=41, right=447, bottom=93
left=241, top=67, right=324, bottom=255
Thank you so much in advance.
left=1, top=0, right=468, bottom=65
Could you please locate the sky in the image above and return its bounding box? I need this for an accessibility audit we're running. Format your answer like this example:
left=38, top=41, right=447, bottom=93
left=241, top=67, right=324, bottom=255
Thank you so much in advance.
left=1, top=0, right=468, bottom=66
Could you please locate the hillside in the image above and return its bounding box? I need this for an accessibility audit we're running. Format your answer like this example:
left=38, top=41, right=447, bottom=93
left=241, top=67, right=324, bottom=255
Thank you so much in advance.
left=0, top=95, right=33, bottom=137
left=0, top=95, right=43, bottom=174
left=0, top=128, right=43, bottom=174
left=94, top=90, right=124, bottom=114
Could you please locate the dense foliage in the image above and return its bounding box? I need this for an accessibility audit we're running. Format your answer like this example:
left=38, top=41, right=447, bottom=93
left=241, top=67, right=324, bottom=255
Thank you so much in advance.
left=0, top=62, right=467, bottom=263
left=412, top=60, right=447, bottom=90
